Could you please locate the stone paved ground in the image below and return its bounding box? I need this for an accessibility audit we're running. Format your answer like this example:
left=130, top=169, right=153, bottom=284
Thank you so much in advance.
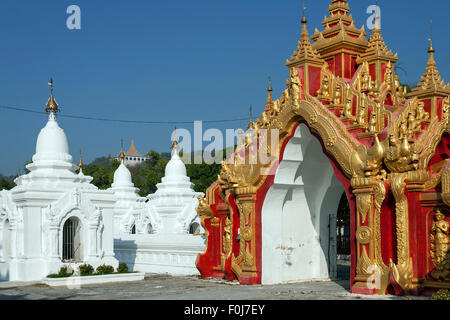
left=0, top=274, right=426, bottom=300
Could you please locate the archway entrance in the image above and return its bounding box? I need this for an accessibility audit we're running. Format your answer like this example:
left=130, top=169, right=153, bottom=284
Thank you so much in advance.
left=261, top=123, right=349, bottom=284
left=62, top=217, right=82, bottom=262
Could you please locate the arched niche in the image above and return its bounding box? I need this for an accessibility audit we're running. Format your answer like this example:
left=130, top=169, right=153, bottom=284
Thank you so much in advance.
left=61, top=216, right=83, bottom=262
left=261, top=123, right=346, bottom=284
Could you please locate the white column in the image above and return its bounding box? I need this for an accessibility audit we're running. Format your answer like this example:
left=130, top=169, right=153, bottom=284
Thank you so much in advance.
left=88, top=225, right=98, bottom=258
left=49, top=226, right=60, bottom=258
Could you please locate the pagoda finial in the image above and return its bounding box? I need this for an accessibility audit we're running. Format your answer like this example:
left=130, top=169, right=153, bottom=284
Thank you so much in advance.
left=172, top=126, right=179, bottom=150
left=247, top=105, right=255, bottom=130
left=373, top=0, right=381, bottom=31
left=78, top=150, right=84, bottom=170
left=266, top=74, right=273, bottom=107
left=428, top=19, right=435, bottom=54
left=45, top=78, right=59, bottom=115
left=301, top=1, right=308, bottom=39
left=119, top=138, right=126, bottom=162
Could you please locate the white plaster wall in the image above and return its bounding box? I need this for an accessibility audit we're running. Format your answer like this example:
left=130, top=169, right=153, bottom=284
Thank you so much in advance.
left=261, top=124, right=344, bottom=285
left=114, top=234, right=205, bottom=275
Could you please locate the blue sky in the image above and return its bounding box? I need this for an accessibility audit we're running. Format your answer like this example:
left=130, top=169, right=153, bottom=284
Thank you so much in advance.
left=0, top=0, right=449, bottom=175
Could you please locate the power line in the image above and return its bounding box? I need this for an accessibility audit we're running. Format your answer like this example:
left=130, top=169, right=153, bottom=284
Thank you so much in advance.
left=0, top=105, right=254, bottom=125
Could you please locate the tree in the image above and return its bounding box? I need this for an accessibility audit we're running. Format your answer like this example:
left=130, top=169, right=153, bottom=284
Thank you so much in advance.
left=0, top=175, right=14, bottom=191
left=186, top=162, right=221, bottom=193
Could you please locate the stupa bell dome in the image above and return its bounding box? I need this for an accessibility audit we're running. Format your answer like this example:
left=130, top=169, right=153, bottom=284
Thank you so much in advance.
left=112, top=163, right=134, bottom=188
left=165, top=147, right=187, bottom=178
left=33, top=114, right=71, bottom=161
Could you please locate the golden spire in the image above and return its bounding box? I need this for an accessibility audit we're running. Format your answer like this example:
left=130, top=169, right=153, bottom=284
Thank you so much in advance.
left=356, top=2, right=397, bottom=65
left=77, top=150, right=84, bottom=169
left=119, top=138, right=126, bottom=161
left=287, top=2, right=323, bottom=68
left=45, top=78, right=60, bottom=114
left=408, top=25, right=450, bottom=97
left=266, top=74, right=273, bottom=108
left=172, top=126, right=179, bottom=150
left=247, top=105, right=254, bottom=130
left=428, top=19, right=435, bottom=56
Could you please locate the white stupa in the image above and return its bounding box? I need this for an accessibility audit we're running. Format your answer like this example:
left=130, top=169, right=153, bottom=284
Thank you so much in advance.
left=146, top=138, right=204, bottom=234
left=109, top=141, right=149, bottom=235
left=0, top=81, right=118, bottom=281
left=114, top=135, right=206, bottom=275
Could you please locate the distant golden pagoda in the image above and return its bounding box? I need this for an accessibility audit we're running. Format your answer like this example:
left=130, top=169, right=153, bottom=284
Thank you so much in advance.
left=115, top=137, right=148, bottom=168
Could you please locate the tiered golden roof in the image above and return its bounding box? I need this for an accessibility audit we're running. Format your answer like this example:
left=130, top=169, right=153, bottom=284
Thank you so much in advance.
left=408, top=42, right=450, bottom=97
left=356, top=28, right=398, bottom=64
left=287, top=13, right=323, bottom=67
left=311, top=0, right=368, bottom=56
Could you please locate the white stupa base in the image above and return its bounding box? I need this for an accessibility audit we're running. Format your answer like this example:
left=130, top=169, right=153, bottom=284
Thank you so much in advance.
left=114, top=234, right=205, bottom=275
left=43, top=272, right=145, bottom=287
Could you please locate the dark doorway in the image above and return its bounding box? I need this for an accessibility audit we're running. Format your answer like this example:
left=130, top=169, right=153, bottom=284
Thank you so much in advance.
left=336, top=192, right=351, bottom=280
left=62, top=217, right=82, bottom=261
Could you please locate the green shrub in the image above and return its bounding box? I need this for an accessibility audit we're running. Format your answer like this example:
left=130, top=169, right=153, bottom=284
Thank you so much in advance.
left=96, top=264, right=115, bottom=275
left=117, top=262, right=129, bottom=273
left=47, top=266, right=73, bottom=278
left=430, top=289, right=450, bottom=300
left=79, top=264, right=94, bottom=276
left=58, top=266, right=73, bottom=277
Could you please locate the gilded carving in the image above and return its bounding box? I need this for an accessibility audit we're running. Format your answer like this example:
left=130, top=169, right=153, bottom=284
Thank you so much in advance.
left=430, top=209, right=449, bottom=268
left=290, top=68, right=302, bottom=112
left=356, top=246, right=372, bottom=276
left=389, top=172, right=415, bottom=292
left=442, top=166, right=450, bottom=206
left=341, top=97, right=354, bottom=121
left=197, top=195, right=214, bottom=219
left=356, top=194, right=371, bottom=224
left=223, top=217, right=232, bottom=255
left=333, top=83, right=342, bottom=106
left=356, top=226, right=372, bottom=244
left=367, top=111, right=377, bottom=133
left=316, top=64, right=332, bottom=102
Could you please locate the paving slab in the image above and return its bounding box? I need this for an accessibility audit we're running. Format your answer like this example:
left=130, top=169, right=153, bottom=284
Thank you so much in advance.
left=0, top=275, right=427, bottom=300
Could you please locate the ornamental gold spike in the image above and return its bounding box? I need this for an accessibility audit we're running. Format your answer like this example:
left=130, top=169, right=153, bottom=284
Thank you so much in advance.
left=119, top=138, right=126, bottom=161
left=172, top=126, right=179, bottom=150
left=45, top=78, right=60, bottom=114
left=266, top=74, right=273, bottom=108
left=78, top=150, right=84, bottom=169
